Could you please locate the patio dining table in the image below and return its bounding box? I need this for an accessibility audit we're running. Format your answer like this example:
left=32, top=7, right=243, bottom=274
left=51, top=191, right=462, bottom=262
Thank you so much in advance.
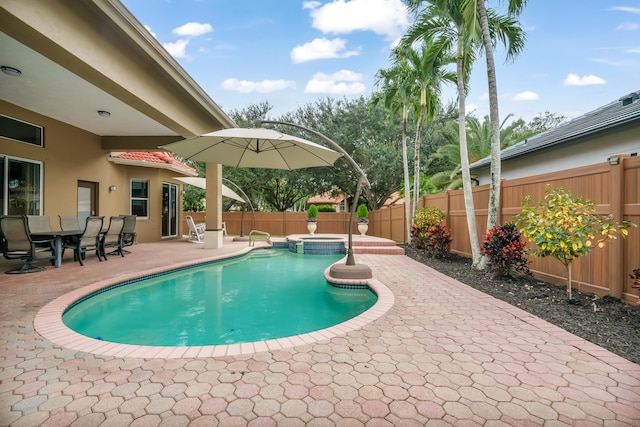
left=30, top=230, right=83, bottom=268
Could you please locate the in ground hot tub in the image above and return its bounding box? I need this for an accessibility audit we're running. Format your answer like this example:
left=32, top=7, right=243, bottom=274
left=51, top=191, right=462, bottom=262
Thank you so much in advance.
left=287, top=236, right=347, bottom=255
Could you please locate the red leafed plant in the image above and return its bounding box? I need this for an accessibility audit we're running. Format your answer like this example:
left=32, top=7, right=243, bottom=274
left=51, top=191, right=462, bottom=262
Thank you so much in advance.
left=481, top=223, right=532, bottom=278
left=630, top=268, right=640, bottom=305
left=412, top=222, right=452, bottom=258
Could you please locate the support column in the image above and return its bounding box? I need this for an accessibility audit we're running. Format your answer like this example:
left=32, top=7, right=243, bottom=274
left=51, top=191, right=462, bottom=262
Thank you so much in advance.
left=205, top=163, right=223, bottom=249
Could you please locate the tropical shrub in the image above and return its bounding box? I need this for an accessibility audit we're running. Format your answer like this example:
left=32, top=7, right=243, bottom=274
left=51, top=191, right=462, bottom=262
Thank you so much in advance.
left=419, top=223, right=452, bottom=257
left=516, top=185, right=634, bottom=299
left=356, top=204, right=369, bottom=223
left=412, top=207, right=446, bottom=231
left=307, top=205, right=318, bottom=222
left=481, top=223, right=531, bottom=278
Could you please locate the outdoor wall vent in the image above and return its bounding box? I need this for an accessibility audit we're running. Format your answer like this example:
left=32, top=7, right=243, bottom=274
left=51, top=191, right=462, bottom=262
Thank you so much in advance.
left=619, top=92, right=639, bottom=106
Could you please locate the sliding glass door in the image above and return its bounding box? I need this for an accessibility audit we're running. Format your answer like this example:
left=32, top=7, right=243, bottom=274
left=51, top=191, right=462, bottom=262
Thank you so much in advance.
left=162, top=182, right=178, bottom=237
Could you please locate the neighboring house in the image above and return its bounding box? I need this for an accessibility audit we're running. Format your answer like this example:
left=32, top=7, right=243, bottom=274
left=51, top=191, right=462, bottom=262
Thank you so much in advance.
left=307, top=192, right=346, bottom=212
left=470, top=90, right=640, bottom=183
left=0, top=1, right=235, bottom=242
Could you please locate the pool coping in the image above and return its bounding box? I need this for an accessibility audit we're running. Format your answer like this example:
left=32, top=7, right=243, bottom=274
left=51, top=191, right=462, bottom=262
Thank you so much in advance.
left=34, top=246, right=395, bottom=359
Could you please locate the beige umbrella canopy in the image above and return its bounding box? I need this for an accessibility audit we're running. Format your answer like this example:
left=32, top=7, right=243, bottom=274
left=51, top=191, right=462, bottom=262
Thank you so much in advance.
left=173, top=177, right=245, bottom=203
left=160, top=127, right=342, bottom=170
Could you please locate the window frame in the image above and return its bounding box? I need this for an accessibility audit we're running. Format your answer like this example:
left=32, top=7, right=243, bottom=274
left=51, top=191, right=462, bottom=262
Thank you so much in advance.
left=0, top=114, right=44, bottom=147
left=1, top=154, right=44, bottom=216
left=130, top=179, right=149, bottom=219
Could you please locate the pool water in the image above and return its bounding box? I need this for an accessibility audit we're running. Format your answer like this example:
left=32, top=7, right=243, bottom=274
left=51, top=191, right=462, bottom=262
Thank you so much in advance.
left=62, top=250, right=377, bottom=346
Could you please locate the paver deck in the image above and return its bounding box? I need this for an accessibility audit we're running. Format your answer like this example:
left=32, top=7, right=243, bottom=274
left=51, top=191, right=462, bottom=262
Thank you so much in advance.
left=1, top=236, right=639, bottom=426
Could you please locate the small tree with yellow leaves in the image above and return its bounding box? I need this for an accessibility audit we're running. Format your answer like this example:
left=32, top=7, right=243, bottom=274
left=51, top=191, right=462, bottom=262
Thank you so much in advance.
left=516, top=186, right=634, bottom=299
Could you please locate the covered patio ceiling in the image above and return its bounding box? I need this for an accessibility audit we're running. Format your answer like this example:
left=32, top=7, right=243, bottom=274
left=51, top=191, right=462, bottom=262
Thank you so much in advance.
left=0, top=0, right=235, bottom=150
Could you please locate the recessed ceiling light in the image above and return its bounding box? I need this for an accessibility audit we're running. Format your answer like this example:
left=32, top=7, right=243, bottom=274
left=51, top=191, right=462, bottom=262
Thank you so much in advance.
left=1, top=66, right=22, bottom=77
left=97, top=110, right=111, bottom=117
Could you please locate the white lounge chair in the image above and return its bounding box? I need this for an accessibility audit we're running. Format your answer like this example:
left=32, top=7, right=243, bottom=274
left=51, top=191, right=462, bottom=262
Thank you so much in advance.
left=186, top=215, right=205, bottom=243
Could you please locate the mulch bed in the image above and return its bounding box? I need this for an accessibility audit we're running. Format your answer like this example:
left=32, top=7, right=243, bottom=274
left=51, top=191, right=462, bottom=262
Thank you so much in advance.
left=402, top=245, right=640, bottom=365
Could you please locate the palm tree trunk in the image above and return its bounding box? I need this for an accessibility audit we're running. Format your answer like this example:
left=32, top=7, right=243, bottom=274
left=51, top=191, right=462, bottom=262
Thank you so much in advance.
left=456, top=43, right=482, bottom=268
left=478, top=0, right=502, bottom=234
left=402, top=105, right=412, bottom=243
left=412, top=94, right=426, bottom=218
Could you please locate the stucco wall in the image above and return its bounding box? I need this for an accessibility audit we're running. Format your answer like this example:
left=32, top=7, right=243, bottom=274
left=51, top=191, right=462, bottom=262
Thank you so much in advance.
left=1, top=100, right=185, bottom=242
left=475, top=126, right=640, bottom=184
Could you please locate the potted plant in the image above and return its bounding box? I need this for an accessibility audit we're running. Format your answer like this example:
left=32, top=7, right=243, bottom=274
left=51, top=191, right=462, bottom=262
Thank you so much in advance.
left=306, top=205, right=318, bottom=235
left=356, top=204, right=369, bottom=236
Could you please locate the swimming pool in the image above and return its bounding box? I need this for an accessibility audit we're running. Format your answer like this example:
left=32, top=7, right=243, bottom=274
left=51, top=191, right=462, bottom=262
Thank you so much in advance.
left=62, top=250, right=377, bottom=346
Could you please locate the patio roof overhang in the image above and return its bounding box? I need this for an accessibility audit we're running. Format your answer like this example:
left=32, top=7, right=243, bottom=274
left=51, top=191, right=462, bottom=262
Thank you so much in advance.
left=0, top=0, right=236, bottom=149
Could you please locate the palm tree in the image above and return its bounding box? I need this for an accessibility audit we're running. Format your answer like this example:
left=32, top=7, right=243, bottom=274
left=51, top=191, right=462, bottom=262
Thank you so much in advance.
left=402, top=0, right=482, bottom=266
left=392, top=44, right=456, bottom=218
left=465, top=0, right=526, bottom=233
left=402, top=0, right=525, bottom=267
left=428, top=114, right=525, bottom=191
left=371, top=62, right=415, bottom=242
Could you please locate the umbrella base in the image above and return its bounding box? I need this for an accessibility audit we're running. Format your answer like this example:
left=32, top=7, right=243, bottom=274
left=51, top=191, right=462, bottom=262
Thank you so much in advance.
left=329, top=263, right=372, bottom=280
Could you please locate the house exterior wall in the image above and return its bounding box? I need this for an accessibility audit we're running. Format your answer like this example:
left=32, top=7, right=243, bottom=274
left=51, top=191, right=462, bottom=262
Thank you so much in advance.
left=1, top=100, right=184, bottom=242
left=475, top=126, right=640, bottom=184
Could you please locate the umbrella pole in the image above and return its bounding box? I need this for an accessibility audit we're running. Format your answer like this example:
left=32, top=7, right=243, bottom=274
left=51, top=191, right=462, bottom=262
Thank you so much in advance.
left=255, top=119, right=372, bottom=280
left=345, top=177, right=363, bottom=266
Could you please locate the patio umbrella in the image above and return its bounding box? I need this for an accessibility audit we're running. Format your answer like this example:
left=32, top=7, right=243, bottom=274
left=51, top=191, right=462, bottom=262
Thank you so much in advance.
left=173, top=177, right=245, bottom=203
left=160, top=127, right=342, bottom=170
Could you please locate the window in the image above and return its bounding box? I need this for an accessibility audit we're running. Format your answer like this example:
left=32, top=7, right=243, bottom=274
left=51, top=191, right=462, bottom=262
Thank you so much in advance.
left=0, top=114, right=43, bottom=147
left=130, top=179, right=149, bottom=218
left=1, top=155, right=43, bottom=215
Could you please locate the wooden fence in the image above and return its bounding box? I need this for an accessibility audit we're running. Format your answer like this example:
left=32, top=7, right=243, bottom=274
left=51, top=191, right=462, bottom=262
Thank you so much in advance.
left=186, top=155, right=639, bottom=303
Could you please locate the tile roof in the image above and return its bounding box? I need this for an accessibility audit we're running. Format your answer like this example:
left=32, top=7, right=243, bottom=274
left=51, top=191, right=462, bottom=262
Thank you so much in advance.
left=470, top=90, right=640, bottom=170
left=110, top=152, right=196, bottom=175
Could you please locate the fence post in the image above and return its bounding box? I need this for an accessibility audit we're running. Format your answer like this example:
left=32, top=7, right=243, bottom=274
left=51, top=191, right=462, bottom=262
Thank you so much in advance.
left=608, top=154, right=629, bottom=298
left=497, top=179, right=506, bottom=226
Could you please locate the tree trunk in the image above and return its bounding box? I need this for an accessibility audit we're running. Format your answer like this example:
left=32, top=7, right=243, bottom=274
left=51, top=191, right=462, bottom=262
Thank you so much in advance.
left=456, top=44, right=482, bottom=268
left=412, top=90, right=426, bottom=218
left=402, top=105, right=412, bottom=243
left=478, top=0, right=502, bottom=235
left=566, top=261, right=573, bottom=299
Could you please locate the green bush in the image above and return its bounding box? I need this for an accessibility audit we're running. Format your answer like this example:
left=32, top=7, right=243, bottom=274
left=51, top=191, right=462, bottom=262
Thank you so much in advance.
left=412, top=207, right=446, bottom=231
left=316, top=204, right=336, bottom=212
left=356, top=204, right=369, bottom=223
left=307, top=205, right=319, bottom=221
left=411, top=207, right=450, bottom=257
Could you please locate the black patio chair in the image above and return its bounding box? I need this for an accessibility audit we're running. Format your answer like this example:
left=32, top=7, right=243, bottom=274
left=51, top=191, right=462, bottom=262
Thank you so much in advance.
left=0, top=215, right=56, bottom=274
left=64, top=216, right=104, bottom=266
left=101, top=216, right=125, bottom=259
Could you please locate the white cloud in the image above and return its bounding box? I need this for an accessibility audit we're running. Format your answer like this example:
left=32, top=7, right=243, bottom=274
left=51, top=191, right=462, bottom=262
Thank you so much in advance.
left=609, top=6, right=640, bottom=14
left=143, top=25, right=157, bottom=38
left=563, top=73, right=606, bottom=86
left=465, top=103, right=478, bottom=114
left=291, top=38, right=360, bottom=63
left=220, top=78, right=296, bottom=93
left=173, top=22, right=213, bottom=37
left=305, top=0, right=408, bottom=42
left=513, top=91, right=540, bottom=101
left=304, top=70, right=365, bottom=94
left=616, top=22, right=640, bottom=30
left=163, top=39, right=190, bottom=58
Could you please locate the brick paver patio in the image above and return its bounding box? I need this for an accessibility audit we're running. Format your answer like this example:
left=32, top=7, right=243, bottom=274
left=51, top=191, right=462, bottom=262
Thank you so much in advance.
left=1, top=237, right=639, bottom=426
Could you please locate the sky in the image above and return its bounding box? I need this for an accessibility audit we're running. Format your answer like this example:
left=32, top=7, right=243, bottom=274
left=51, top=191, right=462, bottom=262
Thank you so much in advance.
left=121, top=0, right=640, bottom=124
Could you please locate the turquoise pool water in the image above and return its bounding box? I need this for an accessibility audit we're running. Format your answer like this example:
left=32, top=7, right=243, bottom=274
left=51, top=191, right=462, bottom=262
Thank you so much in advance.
left=62, top=250, right=377, bottom=346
